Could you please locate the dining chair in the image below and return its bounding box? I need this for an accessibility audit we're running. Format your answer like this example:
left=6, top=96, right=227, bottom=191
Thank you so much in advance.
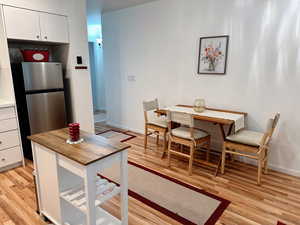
left=221, top=113, right=280, bottom=185
left=143, top=98, right=168, bottom=157
left=167, top=111, right=211, bottom=175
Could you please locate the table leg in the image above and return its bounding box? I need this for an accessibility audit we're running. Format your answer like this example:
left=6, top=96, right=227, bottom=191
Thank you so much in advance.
left=227, top=123, right=234, bottom=136
left=215, top=158, right=222, bottom=177
left=120, top=151, right=128, bottom=225
left=216, top=123, right=233, bottom=175
left=219, top=124, right=226, bottom=141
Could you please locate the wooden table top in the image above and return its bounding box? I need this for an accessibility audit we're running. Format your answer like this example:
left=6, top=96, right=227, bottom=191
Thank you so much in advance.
left=28, top=128, right=130, bottom=166
left=156, top=105, right=247, bottom=125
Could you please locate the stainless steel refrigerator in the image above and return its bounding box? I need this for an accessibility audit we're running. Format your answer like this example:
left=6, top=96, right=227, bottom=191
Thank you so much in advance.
left=12, top=62, right=67, bottom=159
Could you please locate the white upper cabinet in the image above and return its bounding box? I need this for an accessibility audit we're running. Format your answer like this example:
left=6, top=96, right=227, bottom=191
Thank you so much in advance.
left=0, top=6, right=10, bottom=69
left=40, top=13, right=69, bottom=43
left=3, top=6, right=41, bottom=41
left=3, top=6, right=69, bottom=43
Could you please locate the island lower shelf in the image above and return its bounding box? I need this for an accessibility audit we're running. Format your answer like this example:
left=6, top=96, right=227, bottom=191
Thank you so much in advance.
left=60, top=176, right=121, bottom=213
left=62, top=204, right=121, bottom=225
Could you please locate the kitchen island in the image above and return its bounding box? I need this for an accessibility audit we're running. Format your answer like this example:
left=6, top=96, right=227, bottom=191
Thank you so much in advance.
left=28, top=128, right=130, bottom=225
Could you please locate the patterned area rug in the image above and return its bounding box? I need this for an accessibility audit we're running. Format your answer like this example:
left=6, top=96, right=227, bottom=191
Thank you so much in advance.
left=97, top=130, right=136, bottom=143
left=98, top=130, right=230, bottom=225
left=101, top=161, right=229, bottom=225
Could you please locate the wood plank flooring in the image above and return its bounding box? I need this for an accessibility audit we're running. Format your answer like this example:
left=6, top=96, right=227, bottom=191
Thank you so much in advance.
left=123, top=130, right=300, bottom=225
left=0, top=162, right=182, bottom=225
left=1, top=124, right=299, bottom=225
left=96, top=123, right=300, bottom=225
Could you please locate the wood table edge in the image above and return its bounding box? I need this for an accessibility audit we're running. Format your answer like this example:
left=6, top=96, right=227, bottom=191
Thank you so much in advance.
left=155, top=105, right=247, bottom=125
left=177, top=104, right=248, bottom=116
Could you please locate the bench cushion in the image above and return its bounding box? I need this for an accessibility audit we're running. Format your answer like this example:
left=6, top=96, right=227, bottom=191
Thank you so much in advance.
left=148, top=118, right=168, bottom=128
left=171, top=127, right=209, bottom=140
left=226, top=130, right=264, bottom=147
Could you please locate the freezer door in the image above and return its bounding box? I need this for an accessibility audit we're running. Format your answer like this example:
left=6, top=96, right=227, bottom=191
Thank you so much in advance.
left=26, top=92, right=67, bottom=134
left=22, top=62, right=63, bottom=91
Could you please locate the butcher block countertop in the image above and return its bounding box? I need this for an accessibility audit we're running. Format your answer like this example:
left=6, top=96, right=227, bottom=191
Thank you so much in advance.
left=28, top=128, right=130, bottom=166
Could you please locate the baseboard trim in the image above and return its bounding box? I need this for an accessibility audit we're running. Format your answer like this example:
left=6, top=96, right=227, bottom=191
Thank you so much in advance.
left=106, top=121, right=142, bottom=134
left=0, top=161, right=23, bottom=173
left=94, top=109, right=106, bottom=114
left=270, top=165, right=300, bottom=177
left=106, top=121, right=300, bottom=178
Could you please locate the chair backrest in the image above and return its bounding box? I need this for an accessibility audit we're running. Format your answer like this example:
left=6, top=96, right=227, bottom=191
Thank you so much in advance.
left=167, top=111, right=194, bottom=127
left=167, top=111, right=195, bottom=139
left=143, top=98, right=159, bottom=112
left=260, top=113, right=280, bottom=147
left=143, top=98, right=159, bottom=123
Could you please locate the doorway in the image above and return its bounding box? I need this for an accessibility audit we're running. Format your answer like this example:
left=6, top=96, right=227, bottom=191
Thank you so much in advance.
left=87, top=25, right=107, bottom=132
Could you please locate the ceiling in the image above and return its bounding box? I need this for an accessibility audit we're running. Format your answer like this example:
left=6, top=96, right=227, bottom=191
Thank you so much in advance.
left=100, top=0, right=158, bottom=13
left=87, top=0, right=158, bottom=22
left=87, top=0, right=157, bottom=26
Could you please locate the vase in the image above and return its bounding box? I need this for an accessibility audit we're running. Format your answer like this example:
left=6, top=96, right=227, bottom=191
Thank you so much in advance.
left=193, top=99, right=205, bottom=113
left=208, top=60, right=215, bottom=71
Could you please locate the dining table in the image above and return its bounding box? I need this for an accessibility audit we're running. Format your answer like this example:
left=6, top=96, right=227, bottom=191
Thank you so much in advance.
left=156, top=104, right=247, bottom=175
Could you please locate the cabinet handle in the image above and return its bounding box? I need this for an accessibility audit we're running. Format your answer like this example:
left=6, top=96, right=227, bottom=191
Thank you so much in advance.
left=0, top=141, right=2, bottom=144
left=36, top=35, right=40, bottom=39
left=1, top=158, right=5, bottom=162
left=44, top=36, right=48, bottom=40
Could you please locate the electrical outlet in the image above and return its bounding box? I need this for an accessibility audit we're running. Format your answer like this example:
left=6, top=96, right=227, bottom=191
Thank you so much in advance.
left=127, top=75, right=136, bottom=82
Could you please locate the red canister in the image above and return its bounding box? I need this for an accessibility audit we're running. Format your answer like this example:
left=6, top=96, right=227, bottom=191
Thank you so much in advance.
left=69, top=123, right=80, bottom=142
left=21, top=49, right=50, bottom=62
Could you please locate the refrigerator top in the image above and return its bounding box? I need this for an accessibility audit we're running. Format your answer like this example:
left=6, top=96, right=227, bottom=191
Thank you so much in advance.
left=21, top=62, right=64, bottom=92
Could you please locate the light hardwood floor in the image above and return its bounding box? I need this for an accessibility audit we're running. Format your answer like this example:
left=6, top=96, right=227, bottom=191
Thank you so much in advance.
left=1, top=125, right=300, bottom=225
left=123, top=130, right=300, bottom=225
left=0, top=162, right=182, bottom=225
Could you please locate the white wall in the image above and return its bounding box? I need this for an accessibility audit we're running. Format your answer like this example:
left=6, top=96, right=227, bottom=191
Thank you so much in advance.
left=0, top=0, right=95, bottom=132
left=102, top=0, right=300, bottom=176
left=103, top=0, right=182, bottom=130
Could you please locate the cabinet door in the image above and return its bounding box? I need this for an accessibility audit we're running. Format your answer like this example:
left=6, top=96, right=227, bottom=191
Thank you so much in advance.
left=0, top=6, right=10, bottom=69
left=33, top=144, right=62, bottom=224
left=3, top=6, right=41, bottom=41
left=40, top=13, right=69, bottom=43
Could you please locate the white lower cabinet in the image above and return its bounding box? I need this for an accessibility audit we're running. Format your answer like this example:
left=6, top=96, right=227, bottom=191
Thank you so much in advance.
left=0, top=147, right=22, bottom=169
left=0, top=118, right=18, bottom=133
left=0, top=130, right=20, bottom=150
left=0, top=105, right=24, bottom=171
left=0, top=107, right=15, bottom=120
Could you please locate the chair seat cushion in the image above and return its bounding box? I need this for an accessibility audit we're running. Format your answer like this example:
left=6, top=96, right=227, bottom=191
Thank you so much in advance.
left=171, top=126, right=209, bottom=140
left=148, top=118, right=168, bottom=128
left=226, top=130, right=264, bottom=147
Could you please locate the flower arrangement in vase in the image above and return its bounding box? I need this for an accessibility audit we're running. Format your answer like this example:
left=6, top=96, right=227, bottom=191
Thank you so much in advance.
left=202, top=44, right=224, bottom=72
left=198, top=35, right=229, bottom=74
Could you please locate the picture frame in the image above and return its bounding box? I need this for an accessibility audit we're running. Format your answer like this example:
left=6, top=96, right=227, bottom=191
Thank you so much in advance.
left=197, top=35, right=229, bottom=75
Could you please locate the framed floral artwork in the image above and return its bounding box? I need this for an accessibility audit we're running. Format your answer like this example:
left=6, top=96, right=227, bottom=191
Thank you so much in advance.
left=198, top=35, right=229, bottom=75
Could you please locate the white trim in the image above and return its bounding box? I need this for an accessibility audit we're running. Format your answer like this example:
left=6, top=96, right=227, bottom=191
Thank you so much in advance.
left=106, top=121, right=142, bottom=134
left=243, top=158, right=300, bottom=177
left=268, top=164, right=300, bottom=177
left=0, top=161, right=22, bottom=172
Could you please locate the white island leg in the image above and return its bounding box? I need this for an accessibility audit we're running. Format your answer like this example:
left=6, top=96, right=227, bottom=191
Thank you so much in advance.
left=84, top=165, right=97, bottom=225
left=120, top=151, right=128, bottom=225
